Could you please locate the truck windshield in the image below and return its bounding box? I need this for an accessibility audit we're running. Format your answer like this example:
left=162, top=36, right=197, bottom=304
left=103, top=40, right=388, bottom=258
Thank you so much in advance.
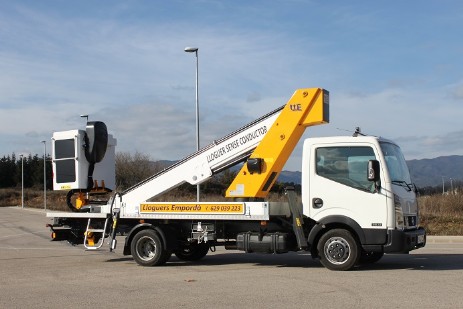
left=380, top=142, right=412, bottom=184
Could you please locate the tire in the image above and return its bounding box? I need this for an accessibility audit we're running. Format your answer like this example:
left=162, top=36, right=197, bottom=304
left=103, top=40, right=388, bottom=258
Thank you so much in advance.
left=174, top=242, right=210, bottom=261
left=359, top=251, right=384, bottom=264
left=131, top=229, right=171, bottom=266
left=317, top=229, right=360, bottom=271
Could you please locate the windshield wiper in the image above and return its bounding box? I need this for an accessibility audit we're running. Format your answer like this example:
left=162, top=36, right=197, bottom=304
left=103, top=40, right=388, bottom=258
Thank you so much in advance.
left=391, top=180, right=412, bottom=192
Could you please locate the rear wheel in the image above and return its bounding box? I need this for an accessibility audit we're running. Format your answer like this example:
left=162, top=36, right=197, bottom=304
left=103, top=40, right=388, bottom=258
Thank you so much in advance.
left=131, top=229, right=171, bottom=266
left=317, top=229, right=360, bottom=271
left=174, top=242, right=210, bottom=261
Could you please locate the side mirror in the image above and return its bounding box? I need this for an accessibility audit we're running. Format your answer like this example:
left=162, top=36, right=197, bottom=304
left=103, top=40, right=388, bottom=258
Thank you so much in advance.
left=367, top=160, right=380, bottom=181
left=368, top=160, right=380, bottom=192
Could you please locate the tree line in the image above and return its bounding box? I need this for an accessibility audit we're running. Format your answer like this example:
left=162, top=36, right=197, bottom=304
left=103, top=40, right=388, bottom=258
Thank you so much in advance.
left=0, top=151, right=299, bottom=196
left=0, top=151, right=231, bottom=192
left=0, top=153, right=52, bottom=189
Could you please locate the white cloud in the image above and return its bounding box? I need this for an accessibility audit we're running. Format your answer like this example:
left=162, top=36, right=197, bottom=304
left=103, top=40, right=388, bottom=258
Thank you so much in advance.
left=1, top=1, right=463, bottom=172
left=452, top=82, right=463, bottom=100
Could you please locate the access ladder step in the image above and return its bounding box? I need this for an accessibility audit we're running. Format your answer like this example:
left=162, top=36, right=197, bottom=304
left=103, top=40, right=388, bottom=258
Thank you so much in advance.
left=84, top=216, right=111, bottom=250
left=87, top=229, right=105, bottom=233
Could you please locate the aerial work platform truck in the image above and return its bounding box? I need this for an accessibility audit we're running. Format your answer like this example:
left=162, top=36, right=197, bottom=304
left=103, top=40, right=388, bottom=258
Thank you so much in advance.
left=46, top=88, right=425, bottom=271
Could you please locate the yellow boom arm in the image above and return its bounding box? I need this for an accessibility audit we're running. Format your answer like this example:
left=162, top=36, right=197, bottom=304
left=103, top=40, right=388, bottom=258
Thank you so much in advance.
left=226, top=88, right=329, bottom=198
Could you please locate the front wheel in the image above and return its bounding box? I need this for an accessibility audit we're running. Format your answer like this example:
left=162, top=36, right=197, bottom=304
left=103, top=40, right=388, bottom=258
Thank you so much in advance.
left=131, top=229, right=171, bottom=266
left=317, top=229, right=360, bottom=271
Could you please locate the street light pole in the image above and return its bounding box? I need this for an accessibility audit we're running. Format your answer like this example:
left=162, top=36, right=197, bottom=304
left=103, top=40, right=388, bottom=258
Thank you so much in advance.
left=41, top=140, right=47, bottom=210
left=184, top=47, right=200, bottom=202
left=80, top=114, right=89, bottom=123
left=20, top=154, right=24, bottom=209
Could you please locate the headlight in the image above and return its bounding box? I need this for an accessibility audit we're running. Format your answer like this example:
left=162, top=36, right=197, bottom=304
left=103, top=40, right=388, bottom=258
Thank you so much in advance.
left=394, top=194, right=405, bottom=230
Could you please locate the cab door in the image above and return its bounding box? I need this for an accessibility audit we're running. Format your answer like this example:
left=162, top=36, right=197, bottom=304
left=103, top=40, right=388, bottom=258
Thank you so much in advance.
left=306, top=144, right=388, bottom=243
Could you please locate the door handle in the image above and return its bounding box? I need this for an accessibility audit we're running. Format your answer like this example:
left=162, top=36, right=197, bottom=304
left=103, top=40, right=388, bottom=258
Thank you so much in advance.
left=312, top=198, right=323, bottom=209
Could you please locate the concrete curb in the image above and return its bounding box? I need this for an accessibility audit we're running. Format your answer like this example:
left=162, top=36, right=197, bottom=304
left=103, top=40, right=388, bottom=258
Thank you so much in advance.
left=4, top=206, right=49, bottom=213
left=426, top=236, right=463, bottom=244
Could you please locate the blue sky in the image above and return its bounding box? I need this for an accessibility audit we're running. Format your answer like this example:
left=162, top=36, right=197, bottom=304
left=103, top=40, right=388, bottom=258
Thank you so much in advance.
left=1, top=0, right=462, bottom=171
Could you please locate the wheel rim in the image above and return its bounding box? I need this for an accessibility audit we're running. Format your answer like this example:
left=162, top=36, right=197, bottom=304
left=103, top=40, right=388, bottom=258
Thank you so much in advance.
left=324, top=236, right=350, bottom=265
left=136, top=236, right=157, bottom=261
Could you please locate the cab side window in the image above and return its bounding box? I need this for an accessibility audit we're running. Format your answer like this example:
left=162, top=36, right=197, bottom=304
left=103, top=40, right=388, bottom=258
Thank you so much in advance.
left=316, top=146, right=376, bottom=191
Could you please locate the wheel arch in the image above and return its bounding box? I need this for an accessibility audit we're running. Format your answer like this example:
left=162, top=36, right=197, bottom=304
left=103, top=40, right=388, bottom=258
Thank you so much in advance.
left=308, top=215, right=365, bottom=257
left=123, top=223, right=177, bottom=255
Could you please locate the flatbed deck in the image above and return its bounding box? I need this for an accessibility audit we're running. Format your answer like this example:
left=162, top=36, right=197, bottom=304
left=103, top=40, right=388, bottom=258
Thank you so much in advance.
left=46, top=212, right=109, bottom=219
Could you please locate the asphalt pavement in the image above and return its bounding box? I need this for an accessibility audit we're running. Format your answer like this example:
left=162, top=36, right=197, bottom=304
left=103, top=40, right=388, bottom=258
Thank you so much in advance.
left=1, top=206, right=463, bottom=309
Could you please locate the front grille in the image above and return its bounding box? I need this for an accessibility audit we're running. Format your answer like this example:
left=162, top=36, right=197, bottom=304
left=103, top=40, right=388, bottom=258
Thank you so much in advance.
left=406, top=215, right=417, bottom=228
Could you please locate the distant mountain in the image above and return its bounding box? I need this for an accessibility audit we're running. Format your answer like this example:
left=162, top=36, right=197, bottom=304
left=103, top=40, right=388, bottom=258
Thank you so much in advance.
left=154, top=160, right=177, bottom=169
left=153, top=156, right=463, bottom=189
left=278, top=170, right=301, bottom=184
left=407, top=155, right=463, bottom=188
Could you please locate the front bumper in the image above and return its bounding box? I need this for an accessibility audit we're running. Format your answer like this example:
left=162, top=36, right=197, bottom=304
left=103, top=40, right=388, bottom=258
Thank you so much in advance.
left=384, top=227, right=426, bottom=253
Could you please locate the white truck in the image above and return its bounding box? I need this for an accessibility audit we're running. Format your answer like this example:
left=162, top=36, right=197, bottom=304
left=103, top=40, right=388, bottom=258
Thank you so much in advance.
left=46, top=88, right=426, bottom=271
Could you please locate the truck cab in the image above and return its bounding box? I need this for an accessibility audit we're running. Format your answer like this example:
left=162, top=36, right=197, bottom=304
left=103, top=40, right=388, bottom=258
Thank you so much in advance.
left=302, top=136, right=426, bottom=269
